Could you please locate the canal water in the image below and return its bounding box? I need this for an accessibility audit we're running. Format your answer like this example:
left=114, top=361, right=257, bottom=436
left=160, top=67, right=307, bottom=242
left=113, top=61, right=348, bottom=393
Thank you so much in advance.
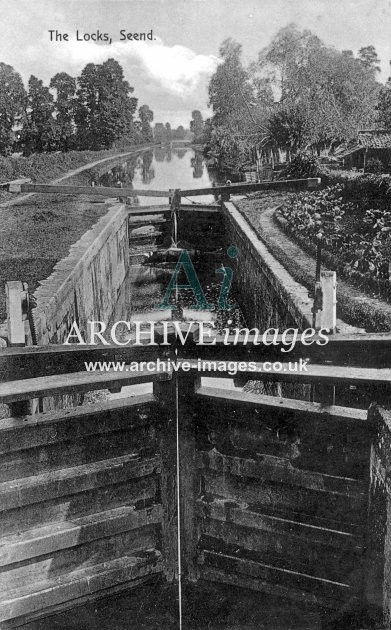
left=92, top=146, right=219, bottom=205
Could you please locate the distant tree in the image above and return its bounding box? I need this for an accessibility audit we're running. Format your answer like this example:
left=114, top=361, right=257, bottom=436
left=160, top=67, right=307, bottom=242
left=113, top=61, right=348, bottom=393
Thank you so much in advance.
left=154, top=122, right=166, bottom=143
left=175, top=125, right=186, bottom=140
left=358, top=45, right=381, bottom=73
left=190, top=110, right=204, bottom=143
left=50, top=72, right=76, bottom=151
left=0, top=63, right=26, bottom=155
left=20, top=75, right=56, bottom=154
left=138, top=104, right=154, bottom=142
left=165, top=122, right=172, bottom=142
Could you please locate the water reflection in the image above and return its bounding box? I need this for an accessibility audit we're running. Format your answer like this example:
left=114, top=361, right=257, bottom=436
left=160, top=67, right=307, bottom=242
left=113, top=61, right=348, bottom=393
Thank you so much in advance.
left=141, top=151, right=155, bottom=185
left=94, top=147, right=217, bottom=205
left=191, top=153, right=203, bottom=179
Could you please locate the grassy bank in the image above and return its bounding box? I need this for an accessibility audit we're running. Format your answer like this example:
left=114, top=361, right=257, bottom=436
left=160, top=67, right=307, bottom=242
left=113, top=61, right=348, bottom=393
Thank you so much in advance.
left=0, top=146, right=151, bottom=322
left=0, top=151, right=102, bottom=191
left=0, top=148, right=139, bottom=184
left=0, top=145, right=153, bottom=204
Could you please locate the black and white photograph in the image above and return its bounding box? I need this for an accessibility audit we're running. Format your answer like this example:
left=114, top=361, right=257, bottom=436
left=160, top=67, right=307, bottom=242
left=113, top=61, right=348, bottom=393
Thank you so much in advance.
left=0, top=1, right=390, bottom=628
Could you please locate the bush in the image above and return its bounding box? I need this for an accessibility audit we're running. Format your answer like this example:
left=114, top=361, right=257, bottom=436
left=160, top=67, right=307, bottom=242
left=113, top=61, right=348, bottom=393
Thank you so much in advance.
left=317, top=167, right=362, bottom=187
left=282, top=153, right=320, bottom=179
left=365, top=157, right=384, bottom=174
left=278, top=184, right=391, bottom=283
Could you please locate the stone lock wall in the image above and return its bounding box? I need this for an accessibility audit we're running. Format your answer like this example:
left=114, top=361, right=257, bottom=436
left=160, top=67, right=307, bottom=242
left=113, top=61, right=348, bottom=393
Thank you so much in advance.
left=223, top=201, right=313, bottom=332
left=33, top=202, right=129, bottom=345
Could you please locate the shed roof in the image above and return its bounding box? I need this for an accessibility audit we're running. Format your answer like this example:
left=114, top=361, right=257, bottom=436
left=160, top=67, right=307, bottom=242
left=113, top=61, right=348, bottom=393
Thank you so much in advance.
left=357, top=129, right=391, bottom=149
left=335, top=130, right=391, bottom=158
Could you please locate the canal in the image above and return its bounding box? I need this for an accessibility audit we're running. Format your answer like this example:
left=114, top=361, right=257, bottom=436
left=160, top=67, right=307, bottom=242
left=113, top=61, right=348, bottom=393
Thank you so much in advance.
left=92, top=146, right=219, bottom=205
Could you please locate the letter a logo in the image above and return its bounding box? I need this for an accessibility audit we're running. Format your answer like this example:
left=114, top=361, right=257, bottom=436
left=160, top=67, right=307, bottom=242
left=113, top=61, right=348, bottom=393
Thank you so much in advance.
left=155, top=250, right=213, bottom=311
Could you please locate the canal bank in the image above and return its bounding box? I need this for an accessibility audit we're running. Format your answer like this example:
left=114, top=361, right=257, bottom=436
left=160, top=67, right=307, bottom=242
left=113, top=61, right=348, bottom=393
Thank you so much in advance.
left=0, top=146, right=202, bottom=322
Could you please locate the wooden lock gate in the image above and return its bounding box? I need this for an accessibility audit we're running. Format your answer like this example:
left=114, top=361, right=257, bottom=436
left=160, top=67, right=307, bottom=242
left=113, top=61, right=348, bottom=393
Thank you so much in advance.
left=0, top=332, right=390, bottom=627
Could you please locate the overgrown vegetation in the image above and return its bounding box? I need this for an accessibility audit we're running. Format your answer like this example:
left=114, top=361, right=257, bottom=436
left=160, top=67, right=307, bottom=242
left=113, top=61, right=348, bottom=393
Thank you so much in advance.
left=204, top=25, right=388, bottom=175
left=281, top=153, right=321, bottom=179
left=277, top=175, right=391, bottom=299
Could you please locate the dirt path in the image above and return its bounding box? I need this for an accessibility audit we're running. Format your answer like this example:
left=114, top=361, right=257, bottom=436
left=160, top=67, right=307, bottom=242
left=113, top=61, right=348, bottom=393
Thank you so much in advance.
left=237, top=193, right=391, bottom=332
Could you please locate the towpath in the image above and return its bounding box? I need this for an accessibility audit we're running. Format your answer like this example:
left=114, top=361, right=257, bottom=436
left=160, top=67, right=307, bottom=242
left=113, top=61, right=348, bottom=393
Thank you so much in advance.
left=236, top=192, right=391, bottom=332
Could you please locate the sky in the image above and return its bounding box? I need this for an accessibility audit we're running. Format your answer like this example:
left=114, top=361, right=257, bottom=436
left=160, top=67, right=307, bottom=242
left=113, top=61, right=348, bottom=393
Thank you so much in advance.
left=0, top=0, right=390, bottom=127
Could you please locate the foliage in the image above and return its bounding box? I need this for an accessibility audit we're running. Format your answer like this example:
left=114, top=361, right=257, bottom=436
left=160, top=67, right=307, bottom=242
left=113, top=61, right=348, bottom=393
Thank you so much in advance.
left=257, top=25, right=381, bottom=151
left=209, top=125, right=250, bottom=172
left=206, top=27, right=382, bottom=176
left=153, top=122, right=188, bottom=144
left=365, top=157, right=384, bottom=174
left=75, top=59, right=137, bottom=150
left=208, top=39, right=253, bottom=129
left=376, top=78, right=391, bottom=129
left=207, top=38, right=261, bottom=172
left=357, top=45, right=381, bottom=74
left=0, top=63, right=26, bottom=155
left=266, top=104, right=308, bottom=156
left=50, top=72, right=76, bottom=151
left=190, top=110, right=204, bottom=143
left=278, top=181, right=391, bottom=282
left=282, top=153, right=320, bottom=179
left=0, top=58, right=160, bottom=157
left=20, top=75, right=57, bottom=154
left=138, top=104, right=154, bottom=143
left=165, top=122, right=172, bottom=142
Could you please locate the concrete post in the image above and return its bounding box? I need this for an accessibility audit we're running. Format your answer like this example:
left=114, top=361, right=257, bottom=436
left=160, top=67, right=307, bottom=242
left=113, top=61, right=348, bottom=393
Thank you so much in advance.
left=6, top=281, right=26, bottom=346
left=320, top=271, right=337, bottom=332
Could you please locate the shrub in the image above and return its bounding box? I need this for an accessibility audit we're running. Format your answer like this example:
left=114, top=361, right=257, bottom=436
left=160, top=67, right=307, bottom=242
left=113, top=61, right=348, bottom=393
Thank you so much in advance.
left=278, top=184, right=391, bottom=283
left=282, top=153, right=320, bottom=179
left=365, top=157, right=384, bottom=174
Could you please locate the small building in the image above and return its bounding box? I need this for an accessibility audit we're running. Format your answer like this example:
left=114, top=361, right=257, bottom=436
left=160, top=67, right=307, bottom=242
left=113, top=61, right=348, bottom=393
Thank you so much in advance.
left=335, top=129, right=391, bottom=171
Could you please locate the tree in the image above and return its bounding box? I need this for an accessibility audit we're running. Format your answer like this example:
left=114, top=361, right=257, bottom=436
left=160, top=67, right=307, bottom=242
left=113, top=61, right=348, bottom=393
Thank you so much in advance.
left=266, top=103, right=308, bottom=157
left=138, top=105, right=154, bottom=142
left=165, top=122, right=172, bottom=143
left=20, top=75, right=56, bottom=154
left=256, top=25, right=380, bottom=152
left=0, top=63, right=26, bottom=155
left=75, top=59, right=137, bottom=150
left=154, top=122, right=166, bottom=143
left=174, top=125, right=185, bottom=140
left=50, top=72, right=76, bottom=151
left=358, top=45, right=381, bottom=73
left=208, top=38, right=254, bottom=130
left=207, top=39, right=260, bottom=170
left=377, top=78, right=391, bottom=128
left=190, top=110, right=204, bottom=143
